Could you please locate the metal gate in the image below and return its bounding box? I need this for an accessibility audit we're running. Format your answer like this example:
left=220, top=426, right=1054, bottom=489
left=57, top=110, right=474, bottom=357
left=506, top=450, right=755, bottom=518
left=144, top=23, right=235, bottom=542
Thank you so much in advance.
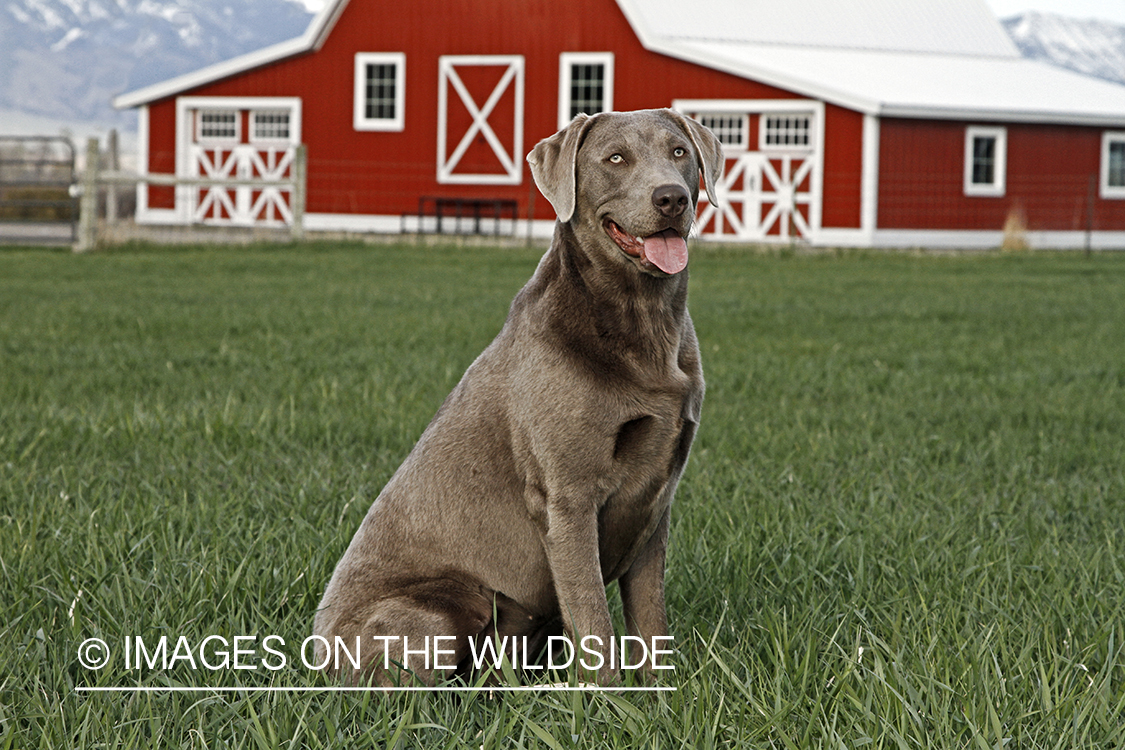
left=0, top=136, right=78, bottom=245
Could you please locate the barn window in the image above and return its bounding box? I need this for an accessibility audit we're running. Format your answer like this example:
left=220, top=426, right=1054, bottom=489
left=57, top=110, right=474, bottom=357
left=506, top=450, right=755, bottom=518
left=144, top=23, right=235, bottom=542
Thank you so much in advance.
left=762, top=115, right=811, bottom=149
left=1101, top=131, right=1125, bottom=199
left=253, top=111, right=290, bottom=141
left=354, top=52, right=406, bottom=132
left=198, top=110, right=239, bottom=142
left=698, top=114, right=748, bottom=149
left=558, top=53, right=614, bottom=130
left=570, top=66, right=603, bottom=115
left=964, top=126, right=1006, bottom=197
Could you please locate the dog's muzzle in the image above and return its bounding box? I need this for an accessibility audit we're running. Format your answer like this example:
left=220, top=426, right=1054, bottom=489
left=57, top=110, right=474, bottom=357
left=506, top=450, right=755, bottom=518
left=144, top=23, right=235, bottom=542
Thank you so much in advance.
left=603, top=220, right=688, bottom=275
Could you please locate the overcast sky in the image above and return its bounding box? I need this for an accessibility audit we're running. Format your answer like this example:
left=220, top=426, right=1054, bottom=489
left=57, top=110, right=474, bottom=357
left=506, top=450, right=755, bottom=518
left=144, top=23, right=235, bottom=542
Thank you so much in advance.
left=290, top=1, right=1125, bottom=24
left=985, top=0, right=1125, bottom=23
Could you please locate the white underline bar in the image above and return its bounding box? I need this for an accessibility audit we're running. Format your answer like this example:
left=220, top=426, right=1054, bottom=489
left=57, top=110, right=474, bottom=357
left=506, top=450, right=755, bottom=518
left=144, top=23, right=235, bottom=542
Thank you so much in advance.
left=75, top=685, right=675, bottom=693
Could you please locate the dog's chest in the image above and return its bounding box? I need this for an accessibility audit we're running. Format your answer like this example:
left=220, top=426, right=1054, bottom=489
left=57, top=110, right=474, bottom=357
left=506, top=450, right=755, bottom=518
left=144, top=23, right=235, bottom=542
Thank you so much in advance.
left=596, top=392, right=696, bottom=561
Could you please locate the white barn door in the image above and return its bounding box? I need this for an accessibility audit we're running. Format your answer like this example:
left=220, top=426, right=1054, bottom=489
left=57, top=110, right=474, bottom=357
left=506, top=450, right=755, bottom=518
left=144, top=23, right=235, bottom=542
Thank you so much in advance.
left=676, top=100, right=823, bottom=242
left=175, top=97, right=302, bottom=226
left=437, top=55, right=524, bottom=185
left=698, top=152, right=817, bottom=240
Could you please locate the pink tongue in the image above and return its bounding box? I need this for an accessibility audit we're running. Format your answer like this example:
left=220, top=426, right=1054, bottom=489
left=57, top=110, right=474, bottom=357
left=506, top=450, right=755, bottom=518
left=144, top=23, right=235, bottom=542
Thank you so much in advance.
left=642, top=229, right=688, bottom=274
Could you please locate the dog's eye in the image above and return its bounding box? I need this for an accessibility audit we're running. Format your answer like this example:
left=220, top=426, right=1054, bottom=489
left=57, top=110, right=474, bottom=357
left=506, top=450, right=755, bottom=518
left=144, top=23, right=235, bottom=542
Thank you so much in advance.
left=673, top=147, right=686, bottom=158
left=608, top=153, right=625, bottom=164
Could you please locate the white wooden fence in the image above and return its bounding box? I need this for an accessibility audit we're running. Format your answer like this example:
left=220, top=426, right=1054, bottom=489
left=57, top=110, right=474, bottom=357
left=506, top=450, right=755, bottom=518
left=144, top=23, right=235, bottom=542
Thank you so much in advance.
left=74, top=137, right=308, bottom=252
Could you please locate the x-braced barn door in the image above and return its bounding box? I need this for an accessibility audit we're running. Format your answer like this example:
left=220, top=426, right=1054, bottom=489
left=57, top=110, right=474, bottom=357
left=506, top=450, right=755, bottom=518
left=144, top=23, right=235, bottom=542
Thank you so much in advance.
left=176, top=97, right=302, bottom=226
left=437, top=56, right=524, bottom=185
left=679, top=103, right=822, bottom=242
left=698, top=152, right=817, bottom=240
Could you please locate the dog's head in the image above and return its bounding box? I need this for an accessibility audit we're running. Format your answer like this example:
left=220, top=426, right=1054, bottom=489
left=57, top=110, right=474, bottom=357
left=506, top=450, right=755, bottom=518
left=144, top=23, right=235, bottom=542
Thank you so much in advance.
left=528, top=109, right=723, bottom=277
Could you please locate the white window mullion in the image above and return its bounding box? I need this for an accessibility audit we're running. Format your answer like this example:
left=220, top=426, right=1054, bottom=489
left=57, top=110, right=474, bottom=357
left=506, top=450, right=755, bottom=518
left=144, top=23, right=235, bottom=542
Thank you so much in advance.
left=1101, top=131, right=1125, bottom=199
left=197, top=110, right=239, bottom=143
left=964, top=126, right=1007, bottom=197
left=761, top=114, right=811, bottom=150
left=697, top=113, right=748, bottom=151
left=252, top=111, right=291, bottom=142
left=354, top=52, right=406, bottom=132
left=558, top=52, right=614, bottom=130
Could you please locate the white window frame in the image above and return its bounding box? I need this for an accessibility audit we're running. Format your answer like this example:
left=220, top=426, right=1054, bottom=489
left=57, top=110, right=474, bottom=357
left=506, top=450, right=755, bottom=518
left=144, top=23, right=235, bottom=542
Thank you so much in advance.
left=251, top=110, right=292, bottom=143
left=697, top=113, right=749, bottom=153
left=964, top=126, right=1007, bottom=197
left=760, top=114, right=812, bottom=151
left=557, top=52, right=614, bottom=130
left=196, top=110, right=240, bottom=144
left=1101, top=131, right=1125, bottom=199
left=354, top=52, right=406, bottom=132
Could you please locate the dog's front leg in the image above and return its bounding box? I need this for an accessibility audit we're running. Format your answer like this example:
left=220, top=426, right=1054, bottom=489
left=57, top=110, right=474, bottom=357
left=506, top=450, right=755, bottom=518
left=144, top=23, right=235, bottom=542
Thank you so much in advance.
left=542, top=500, right=617, bottom=684
left=619, top=505, right=670, bottom=679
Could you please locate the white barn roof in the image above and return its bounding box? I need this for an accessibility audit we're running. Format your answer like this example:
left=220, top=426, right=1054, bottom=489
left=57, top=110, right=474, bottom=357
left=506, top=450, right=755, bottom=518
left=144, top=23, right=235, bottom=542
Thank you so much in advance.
left=624, top=0, right=1020, bottom=57
left=620, top=0, right=1125, bottom=125
left=113, top=0, right=346, bottom=110
left=115, top=0, right=1125, bottom=125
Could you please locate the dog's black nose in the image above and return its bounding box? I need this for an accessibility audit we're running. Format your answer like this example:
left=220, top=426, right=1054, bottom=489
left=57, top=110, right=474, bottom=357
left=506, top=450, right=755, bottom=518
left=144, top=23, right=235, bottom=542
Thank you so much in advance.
left=652, top=184, right=690, bottom=218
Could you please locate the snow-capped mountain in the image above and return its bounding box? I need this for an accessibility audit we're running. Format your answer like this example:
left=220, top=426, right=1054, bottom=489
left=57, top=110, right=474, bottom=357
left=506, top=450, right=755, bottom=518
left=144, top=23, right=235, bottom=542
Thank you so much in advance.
left=0, top=0, right=313, bottom=132
left=1002, top=11, right=1125, bottom=86
left=2, top=4, right=1125, bottom=140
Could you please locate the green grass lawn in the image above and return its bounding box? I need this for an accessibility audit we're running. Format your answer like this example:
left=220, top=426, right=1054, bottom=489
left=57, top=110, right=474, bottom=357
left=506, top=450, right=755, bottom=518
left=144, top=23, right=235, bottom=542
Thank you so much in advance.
left=2, top=242, right=1124, bottom=748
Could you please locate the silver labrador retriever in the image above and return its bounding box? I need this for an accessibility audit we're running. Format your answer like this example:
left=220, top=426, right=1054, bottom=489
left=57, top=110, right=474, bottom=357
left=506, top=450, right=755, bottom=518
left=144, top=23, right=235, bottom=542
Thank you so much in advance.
left=313, top=108, right=723, bottom=684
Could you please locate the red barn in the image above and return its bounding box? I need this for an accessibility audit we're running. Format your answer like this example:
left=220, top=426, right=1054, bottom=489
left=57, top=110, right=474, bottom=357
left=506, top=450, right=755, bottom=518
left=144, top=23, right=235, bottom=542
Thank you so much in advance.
left=114, top=0, right=1125, bottom=248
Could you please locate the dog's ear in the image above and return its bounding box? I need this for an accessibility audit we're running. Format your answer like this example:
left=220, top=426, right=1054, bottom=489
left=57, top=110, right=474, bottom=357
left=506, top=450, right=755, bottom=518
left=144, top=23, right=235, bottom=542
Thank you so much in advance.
left=527, top=113, right=597, bottom=223
left=666, top=110, right=725, bottom=209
